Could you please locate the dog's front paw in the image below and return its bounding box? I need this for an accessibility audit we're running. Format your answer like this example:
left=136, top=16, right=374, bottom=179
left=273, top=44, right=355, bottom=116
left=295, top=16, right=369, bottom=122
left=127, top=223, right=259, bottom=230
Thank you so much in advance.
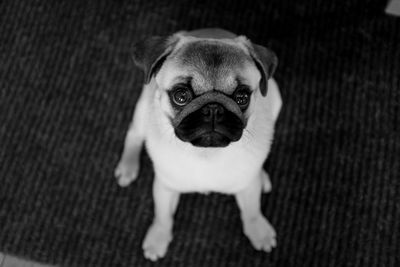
left=114, top=161, right=139, bottom=187
left=142, top=223, right=172, bottom=261
left=243, top=215, right=277, bottom=252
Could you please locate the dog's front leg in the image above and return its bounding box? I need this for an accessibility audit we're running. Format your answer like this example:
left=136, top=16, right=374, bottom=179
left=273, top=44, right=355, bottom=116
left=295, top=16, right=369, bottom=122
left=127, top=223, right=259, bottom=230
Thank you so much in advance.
left=235, top=176, right=277, bottom=252
left=143, top=177, right=180, bottom=261
left=114, top=91, right=148, bottom=187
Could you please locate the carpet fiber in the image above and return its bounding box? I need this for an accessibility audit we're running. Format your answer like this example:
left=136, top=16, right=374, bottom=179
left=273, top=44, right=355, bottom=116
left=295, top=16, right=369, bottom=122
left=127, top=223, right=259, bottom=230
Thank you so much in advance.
left=1, top=0, right=399, bottom=266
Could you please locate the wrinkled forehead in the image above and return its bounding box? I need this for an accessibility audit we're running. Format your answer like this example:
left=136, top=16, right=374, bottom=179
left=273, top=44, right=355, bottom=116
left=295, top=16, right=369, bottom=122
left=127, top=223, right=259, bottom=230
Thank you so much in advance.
left=177, top=41, right=249, bottom=69
left=157, top=40, right=260, bottom=94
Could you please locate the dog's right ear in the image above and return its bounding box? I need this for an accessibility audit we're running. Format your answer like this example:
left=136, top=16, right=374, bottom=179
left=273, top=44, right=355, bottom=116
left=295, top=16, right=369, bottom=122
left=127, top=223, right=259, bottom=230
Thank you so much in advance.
left=132, top=35, right=179, bottom=84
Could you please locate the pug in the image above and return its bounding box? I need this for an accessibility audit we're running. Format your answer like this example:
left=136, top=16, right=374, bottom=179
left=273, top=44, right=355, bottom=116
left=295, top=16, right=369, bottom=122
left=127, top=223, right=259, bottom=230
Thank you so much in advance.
left=114, top=28, right=282, bottom=261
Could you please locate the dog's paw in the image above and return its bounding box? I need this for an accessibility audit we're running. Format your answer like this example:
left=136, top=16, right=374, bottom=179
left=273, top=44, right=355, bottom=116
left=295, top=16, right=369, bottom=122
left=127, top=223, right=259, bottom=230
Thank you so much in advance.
left=114, top=161, right=139, bottom=187
left=142, top=223, right=172, bottom=261
left=243, top=215, right=277, bottom=252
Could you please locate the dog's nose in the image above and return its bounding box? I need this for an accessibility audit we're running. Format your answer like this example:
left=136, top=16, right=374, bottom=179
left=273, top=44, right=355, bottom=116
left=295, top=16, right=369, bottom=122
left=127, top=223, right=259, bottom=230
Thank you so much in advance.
left=201, top=103, right=225, bottom=122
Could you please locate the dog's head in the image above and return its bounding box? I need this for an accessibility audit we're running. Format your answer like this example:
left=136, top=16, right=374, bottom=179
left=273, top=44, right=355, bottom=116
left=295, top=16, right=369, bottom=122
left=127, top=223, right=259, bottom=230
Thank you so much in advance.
left=133, top=30, right=277, bottom=147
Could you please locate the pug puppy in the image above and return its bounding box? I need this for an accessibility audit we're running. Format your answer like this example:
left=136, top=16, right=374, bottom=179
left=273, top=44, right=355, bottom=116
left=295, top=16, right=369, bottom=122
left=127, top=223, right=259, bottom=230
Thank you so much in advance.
left=115, top=28, right=282, bottom=261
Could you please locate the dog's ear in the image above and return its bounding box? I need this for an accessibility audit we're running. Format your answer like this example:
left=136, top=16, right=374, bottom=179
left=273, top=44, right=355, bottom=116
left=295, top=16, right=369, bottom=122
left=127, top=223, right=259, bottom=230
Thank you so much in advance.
left=238, top=37, right=278, bottom=96
left=250, top=44, right=278, bottom=96
left=132, top=35, right=179, bottom=84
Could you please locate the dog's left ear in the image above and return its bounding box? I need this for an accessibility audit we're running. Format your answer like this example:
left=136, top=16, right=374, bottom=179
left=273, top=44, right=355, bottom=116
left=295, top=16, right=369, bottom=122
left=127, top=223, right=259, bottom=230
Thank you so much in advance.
left=238, top=37, right=278, bottom=96
left=132, top=35, right=179, bottom=84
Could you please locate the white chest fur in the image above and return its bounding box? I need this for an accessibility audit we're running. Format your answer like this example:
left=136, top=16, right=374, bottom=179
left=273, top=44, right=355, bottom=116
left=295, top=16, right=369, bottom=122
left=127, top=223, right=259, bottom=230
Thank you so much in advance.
left=146, top=137, right=264, bottom=193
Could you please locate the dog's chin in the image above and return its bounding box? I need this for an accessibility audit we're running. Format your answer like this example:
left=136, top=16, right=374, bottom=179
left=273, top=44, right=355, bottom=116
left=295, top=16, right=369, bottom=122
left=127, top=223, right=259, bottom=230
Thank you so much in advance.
left=175, top=128, right=243, bottom=148
left=190, top=132, right=232, bottom=147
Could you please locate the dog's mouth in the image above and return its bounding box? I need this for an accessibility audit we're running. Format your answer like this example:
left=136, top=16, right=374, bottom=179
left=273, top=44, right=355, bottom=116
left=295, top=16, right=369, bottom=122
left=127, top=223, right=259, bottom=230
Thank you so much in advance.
left=174, top=102, right=245, bottom=148
left=191, top=131, right=232, bottom=147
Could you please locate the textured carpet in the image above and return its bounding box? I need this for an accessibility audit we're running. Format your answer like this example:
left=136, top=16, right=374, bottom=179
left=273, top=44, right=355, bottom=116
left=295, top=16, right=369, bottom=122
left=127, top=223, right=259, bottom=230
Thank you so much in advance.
left=1, top=0, right=399, bottom=266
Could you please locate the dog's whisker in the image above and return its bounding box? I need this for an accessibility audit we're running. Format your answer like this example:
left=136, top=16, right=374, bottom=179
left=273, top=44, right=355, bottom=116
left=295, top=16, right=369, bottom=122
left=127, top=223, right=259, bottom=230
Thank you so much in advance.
left=241, top=129, right=253, bottom=145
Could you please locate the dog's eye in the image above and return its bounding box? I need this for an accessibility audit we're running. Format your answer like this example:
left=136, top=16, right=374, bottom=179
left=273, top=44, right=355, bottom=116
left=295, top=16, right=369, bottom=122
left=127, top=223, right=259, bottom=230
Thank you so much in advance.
left=171, top=86, right=193, bottom=106
left=233, top=86, right=251, bottom=108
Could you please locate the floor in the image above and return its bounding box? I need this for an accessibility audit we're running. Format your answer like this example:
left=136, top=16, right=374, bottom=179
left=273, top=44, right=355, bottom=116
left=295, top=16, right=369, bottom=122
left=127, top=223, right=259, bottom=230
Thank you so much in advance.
left=0, top=253, right=56, bottom=267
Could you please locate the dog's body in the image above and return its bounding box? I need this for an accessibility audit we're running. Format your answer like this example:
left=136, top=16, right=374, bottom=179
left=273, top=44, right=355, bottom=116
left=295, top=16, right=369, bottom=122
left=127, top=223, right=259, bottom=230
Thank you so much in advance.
left=115, top=28, right=282, bottom=261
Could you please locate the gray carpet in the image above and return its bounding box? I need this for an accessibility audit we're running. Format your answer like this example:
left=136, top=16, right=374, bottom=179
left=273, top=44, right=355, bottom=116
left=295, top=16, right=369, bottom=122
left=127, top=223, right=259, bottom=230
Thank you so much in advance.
left=0, top=0, right=399, bottom=266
